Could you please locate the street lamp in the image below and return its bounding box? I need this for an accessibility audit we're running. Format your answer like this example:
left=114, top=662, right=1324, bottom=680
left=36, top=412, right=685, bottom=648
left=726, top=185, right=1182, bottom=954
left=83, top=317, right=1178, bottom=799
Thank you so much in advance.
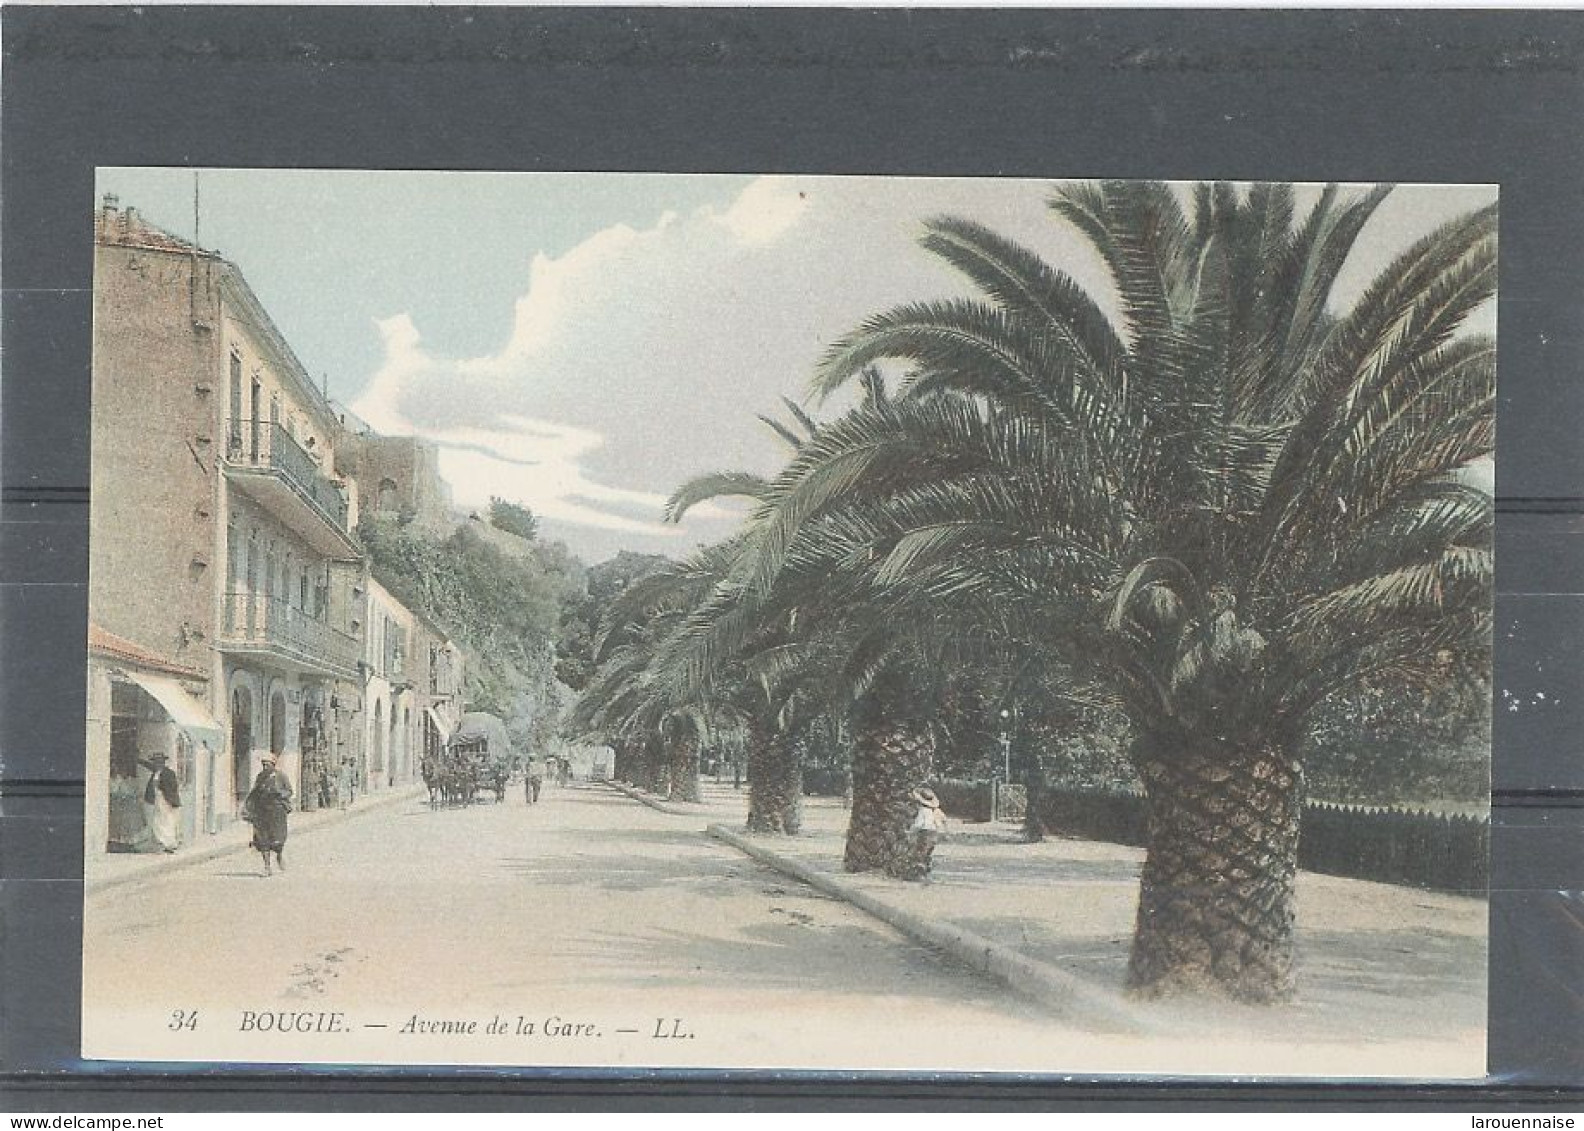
left=998, top=708, right=1012, bottom=783
left=995, top=707, right=1013, bottom=823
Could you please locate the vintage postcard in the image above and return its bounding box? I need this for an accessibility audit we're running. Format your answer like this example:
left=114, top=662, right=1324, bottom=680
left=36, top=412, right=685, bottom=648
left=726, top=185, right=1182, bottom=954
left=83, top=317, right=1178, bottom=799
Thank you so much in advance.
left=82, top=170, right=1495, bottom=1076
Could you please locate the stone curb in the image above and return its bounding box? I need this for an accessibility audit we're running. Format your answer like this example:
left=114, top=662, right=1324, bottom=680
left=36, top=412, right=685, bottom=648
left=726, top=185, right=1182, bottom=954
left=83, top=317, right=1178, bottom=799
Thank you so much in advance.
left=86, top=784, right=427, bottom=896
left=706, top=822, right=1156, bottom=1036
left=600, top=779, right=712, bottom=819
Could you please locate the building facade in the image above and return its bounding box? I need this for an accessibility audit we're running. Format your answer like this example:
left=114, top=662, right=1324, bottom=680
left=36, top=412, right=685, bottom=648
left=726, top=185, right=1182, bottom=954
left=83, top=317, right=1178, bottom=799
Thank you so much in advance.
left=89, top=198, right=467, bottom=854
left=362, top=577, right=418, bottom=796
left=417, top=614, right=467, bottom=769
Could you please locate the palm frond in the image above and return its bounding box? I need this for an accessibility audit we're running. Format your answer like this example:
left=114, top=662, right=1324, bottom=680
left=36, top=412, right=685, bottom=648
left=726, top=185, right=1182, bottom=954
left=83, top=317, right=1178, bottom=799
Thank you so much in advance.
left=918, top=214, right=1129, bottom=397
left=665, top=471, right=771, bottom=523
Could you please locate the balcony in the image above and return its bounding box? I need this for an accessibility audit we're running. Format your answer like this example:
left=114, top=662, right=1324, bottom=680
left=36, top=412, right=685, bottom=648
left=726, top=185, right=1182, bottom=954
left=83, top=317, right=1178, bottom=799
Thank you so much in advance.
left=223, top=420, right=360, bottom=560
left=220, top=592, right=361, bottom=679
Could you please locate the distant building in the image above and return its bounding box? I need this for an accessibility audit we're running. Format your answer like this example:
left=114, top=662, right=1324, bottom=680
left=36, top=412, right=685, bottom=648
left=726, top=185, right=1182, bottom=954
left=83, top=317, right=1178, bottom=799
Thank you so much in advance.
left=361, top=576, right=418, bottom=796
left=416, top=611, right=466, bottom=768
left=339, top=429, right=453, bottom=532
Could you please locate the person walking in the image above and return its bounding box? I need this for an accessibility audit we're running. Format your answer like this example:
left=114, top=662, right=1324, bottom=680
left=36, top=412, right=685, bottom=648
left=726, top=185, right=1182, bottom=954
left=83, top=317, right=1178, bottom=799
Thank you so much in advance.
left=142, top=752, right=182, bottom=854
left=525, top=755, right=544, bottom=804
left=243, top=753, right=294, bottom=876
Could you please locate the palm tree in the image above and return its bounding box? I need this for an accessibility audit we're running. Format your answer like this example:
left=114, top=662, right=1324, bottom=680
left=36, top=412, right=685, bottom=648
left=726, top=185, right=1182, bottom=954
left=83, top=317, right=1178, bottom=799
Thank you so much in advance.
left=731, top=182, right=1495, bottom=1001
left=569, top=545, right=741, bottom=801
left=666, top=386, right=994, bottom=875
left=662, top=402, right=825, bottom=837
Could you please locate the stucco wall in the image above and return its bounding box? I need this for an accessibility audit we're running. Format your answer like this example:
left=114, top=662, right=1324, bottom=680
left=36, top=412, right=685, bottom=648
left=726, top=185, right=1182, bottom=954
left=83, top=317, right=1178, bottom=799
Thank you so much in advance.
left=89, top=243, right=223, bottom=671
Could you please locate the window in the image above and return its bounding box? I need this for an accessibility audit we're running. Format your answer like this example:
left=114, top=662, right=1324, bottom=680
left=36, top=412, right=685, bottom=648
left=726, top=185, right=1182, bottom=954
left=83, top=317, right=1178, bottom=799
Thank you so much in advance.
left=383, top=615, right=400, bottom=676
left=225, top=526, right=239, bottom=630
left=249, top=377, right=262, bottom=462
left=228, top=354, right=243, bottom=453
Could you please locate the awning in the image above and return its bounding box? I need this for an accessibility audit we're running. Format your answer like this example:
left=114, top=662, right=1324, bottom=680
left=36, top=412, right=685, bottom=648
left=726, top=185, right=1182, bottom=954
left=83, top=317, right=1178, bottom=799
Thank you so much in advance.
left=423, top=706, right=452, bottom=742
left=119, top=671, right=225, bottom=749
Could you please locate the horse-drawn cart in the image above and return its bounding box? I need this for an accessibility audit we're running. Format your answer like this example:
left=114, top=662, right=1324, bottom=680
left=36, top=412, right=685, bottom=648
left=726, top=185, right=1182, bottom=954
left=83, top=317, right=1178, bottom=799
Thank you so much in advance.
left=422, top=712, right=513, bottom=808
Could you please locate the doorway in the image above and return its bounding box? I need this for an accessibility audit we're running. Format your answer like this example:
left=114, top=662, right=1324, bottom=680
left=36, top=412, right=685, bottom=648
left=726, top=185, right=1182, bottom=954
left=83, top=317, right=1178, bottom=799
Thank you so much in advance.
left=371, top=700, right=385, bottom=784
left=231, top=686, right=254, bottom=802
left=269, top=690, right=287, bottom=760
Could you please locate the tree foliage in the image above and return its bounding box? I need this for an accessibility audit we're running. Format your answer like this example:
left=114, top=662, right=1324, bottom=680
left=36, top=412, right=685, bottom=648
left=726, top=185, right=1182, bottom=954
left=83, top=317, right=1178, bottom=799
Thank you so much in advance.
left=488, top=496, right=540, bottom=542
left=358, top=516, right=580, bottom=731
left=555, top=551, right=673, bottom=691
left=684, top=181, right=1495, bottom=1000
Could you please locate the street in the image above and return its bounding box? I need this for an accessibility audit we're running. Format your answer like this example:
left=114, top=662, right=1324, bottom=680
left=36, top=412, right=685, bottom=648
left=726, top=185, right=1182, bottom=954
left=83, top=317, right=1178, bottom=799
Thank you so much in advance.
left=83, top=782, right=1084, bottom=1070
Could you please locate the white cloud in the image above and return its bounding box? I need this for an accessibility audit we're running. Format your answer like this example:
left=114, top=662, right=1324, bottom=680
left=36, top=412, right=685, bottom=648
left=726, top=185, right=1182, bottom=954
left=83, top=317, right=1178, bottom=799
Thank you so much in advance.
left=712, top=176, right=810, bottom=246
left=349, top=176, right=1495, bottom=563
left=350, top=175, right=1088, bottom=559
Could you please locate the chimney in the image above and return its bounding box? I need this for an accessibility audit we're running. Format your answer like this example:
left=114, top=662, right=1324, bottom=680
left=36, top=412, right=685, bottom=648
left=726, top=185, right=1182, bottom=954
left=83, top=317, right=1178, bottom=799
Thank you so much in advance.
left=122, top=206, right=138, bottom=237
left=99, top=194, right=119, bottom=242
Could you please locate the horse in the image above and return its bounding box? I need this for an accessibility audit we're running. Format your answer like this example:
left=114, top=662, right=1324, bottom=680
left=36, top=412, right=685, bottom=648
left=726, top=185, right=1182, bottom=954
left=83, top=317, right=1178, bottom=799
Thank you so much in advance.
left=421, top=756, right=442, bottom=809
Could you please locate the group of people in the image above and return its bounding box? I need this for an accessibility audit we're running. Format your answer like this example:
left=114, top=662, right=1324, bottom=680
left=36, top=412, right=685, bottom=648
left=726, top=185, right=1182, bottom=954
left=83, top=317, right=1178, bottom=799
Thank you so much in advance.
left=521, top=754, right=573, bottom=804
left=311, top=753, right=361, bottom=811
left=125, top=751, right=293, bottom=877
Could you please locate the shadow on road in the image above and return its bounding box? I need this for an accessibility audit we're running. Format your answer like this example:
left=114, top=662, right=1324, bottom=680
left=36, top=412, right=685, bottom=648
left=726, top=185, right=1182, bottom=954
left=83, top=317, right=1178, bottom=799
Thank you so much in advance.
left=513, top=919, right=1053, bottom=1019
left=1297, top=926, right=1484, bottom=1002
left=942, top=854, right=1141, bottom=886
left=497, top=848, right=765, bottom=895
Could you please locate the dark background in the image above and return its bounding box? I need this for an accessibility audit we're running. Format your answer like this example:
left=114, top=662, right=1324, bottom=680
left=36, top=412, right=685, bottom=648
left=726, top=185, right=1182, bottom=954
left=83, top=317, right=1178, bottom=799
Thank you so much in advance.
left=3, top=6, right=1582, bottom=1109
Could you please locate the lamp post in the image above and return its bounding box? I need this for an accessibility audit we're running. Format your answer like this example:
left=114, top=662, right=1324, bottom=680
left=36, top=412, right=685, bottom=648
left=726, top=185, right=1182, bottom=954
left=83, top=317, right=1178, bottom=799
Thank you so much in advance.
left=997, top=708, right=1012, bottom=820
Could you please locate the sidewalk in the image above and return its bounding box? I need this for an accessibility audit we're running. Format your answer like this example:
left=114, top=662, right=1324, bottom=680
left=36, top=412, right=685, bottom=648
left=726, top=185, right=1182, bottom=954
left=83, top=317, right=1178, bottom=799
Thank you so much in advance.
left=86, top=783, right=427, bottom=895
left=601, top=779, right=1488, bottom=1069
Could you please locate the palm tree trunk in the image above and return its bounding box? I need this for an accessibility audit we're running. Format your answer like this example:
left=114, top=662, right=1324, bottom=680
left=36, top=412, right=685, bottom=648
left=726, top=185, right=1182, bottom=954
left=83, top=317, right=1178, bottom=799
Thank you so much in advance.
left=1021, top=743, right=1048, bottom=843
left=843, top=673, right=934, bottom=877
left=1126, top=728, right=1303, bottom=1003
left=669, top=734, right=701, bottom=803
left=644, top=737, right=671, bottom=797
left=745, top=718, right=803, bottom=834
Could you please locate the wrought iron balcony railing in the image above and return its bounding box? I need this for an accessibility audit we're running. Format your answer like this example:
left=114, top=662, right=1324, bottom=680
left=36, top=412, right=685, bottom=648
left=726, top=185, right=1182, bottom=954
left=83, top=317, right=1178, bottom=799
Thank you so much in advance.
left=222, top=591, right=361, bottom=675
left=225, top=419, right=350, bottom=531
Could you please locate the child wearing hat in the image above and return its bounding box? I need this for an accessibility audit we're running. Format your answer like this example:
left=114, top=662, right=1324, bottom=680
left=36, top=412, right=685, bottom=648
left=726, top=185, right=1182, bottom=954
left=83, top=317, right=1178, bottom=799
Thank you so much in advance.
left=907, top=787, right=946, bottom=880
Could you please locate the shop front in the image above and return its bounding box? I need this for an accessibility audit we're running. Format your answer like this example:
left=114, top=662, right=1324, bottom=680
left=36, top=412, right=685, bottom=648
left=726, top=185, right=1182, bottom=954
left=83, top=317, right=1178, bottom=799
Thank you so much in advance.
left=88, top=626, right=225, bottom=856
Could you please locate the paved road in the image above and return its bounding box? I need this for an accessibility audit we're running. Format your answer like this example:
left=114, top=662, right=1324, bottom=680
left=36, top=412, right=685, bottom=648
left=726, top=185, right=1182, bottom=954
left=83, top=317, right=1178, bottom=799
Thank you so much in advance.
left=83, top=782, right=1078, bottom=1070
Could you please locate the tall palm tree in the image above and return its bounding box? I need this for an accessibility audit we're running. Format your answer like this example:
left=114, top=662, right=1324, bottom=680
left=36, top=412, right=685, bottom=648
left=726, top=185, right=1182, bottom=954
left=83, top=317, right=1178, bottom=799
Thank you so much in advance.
left=667, top=384, right=1003, bottom=875
left=731, top=182, right=1495, bottom=1001
left=663, top=402, right=825, bottom=837
left=570, top=544, right=741, bottom=801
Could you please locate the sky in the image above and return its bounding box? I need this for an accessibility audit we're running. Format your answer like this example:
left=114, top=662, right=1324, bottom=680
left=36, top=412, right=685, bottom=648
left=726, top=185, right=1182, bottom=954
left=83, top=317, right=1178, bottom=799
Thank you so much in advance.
left=96, top=169, right=1496, bottom=563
